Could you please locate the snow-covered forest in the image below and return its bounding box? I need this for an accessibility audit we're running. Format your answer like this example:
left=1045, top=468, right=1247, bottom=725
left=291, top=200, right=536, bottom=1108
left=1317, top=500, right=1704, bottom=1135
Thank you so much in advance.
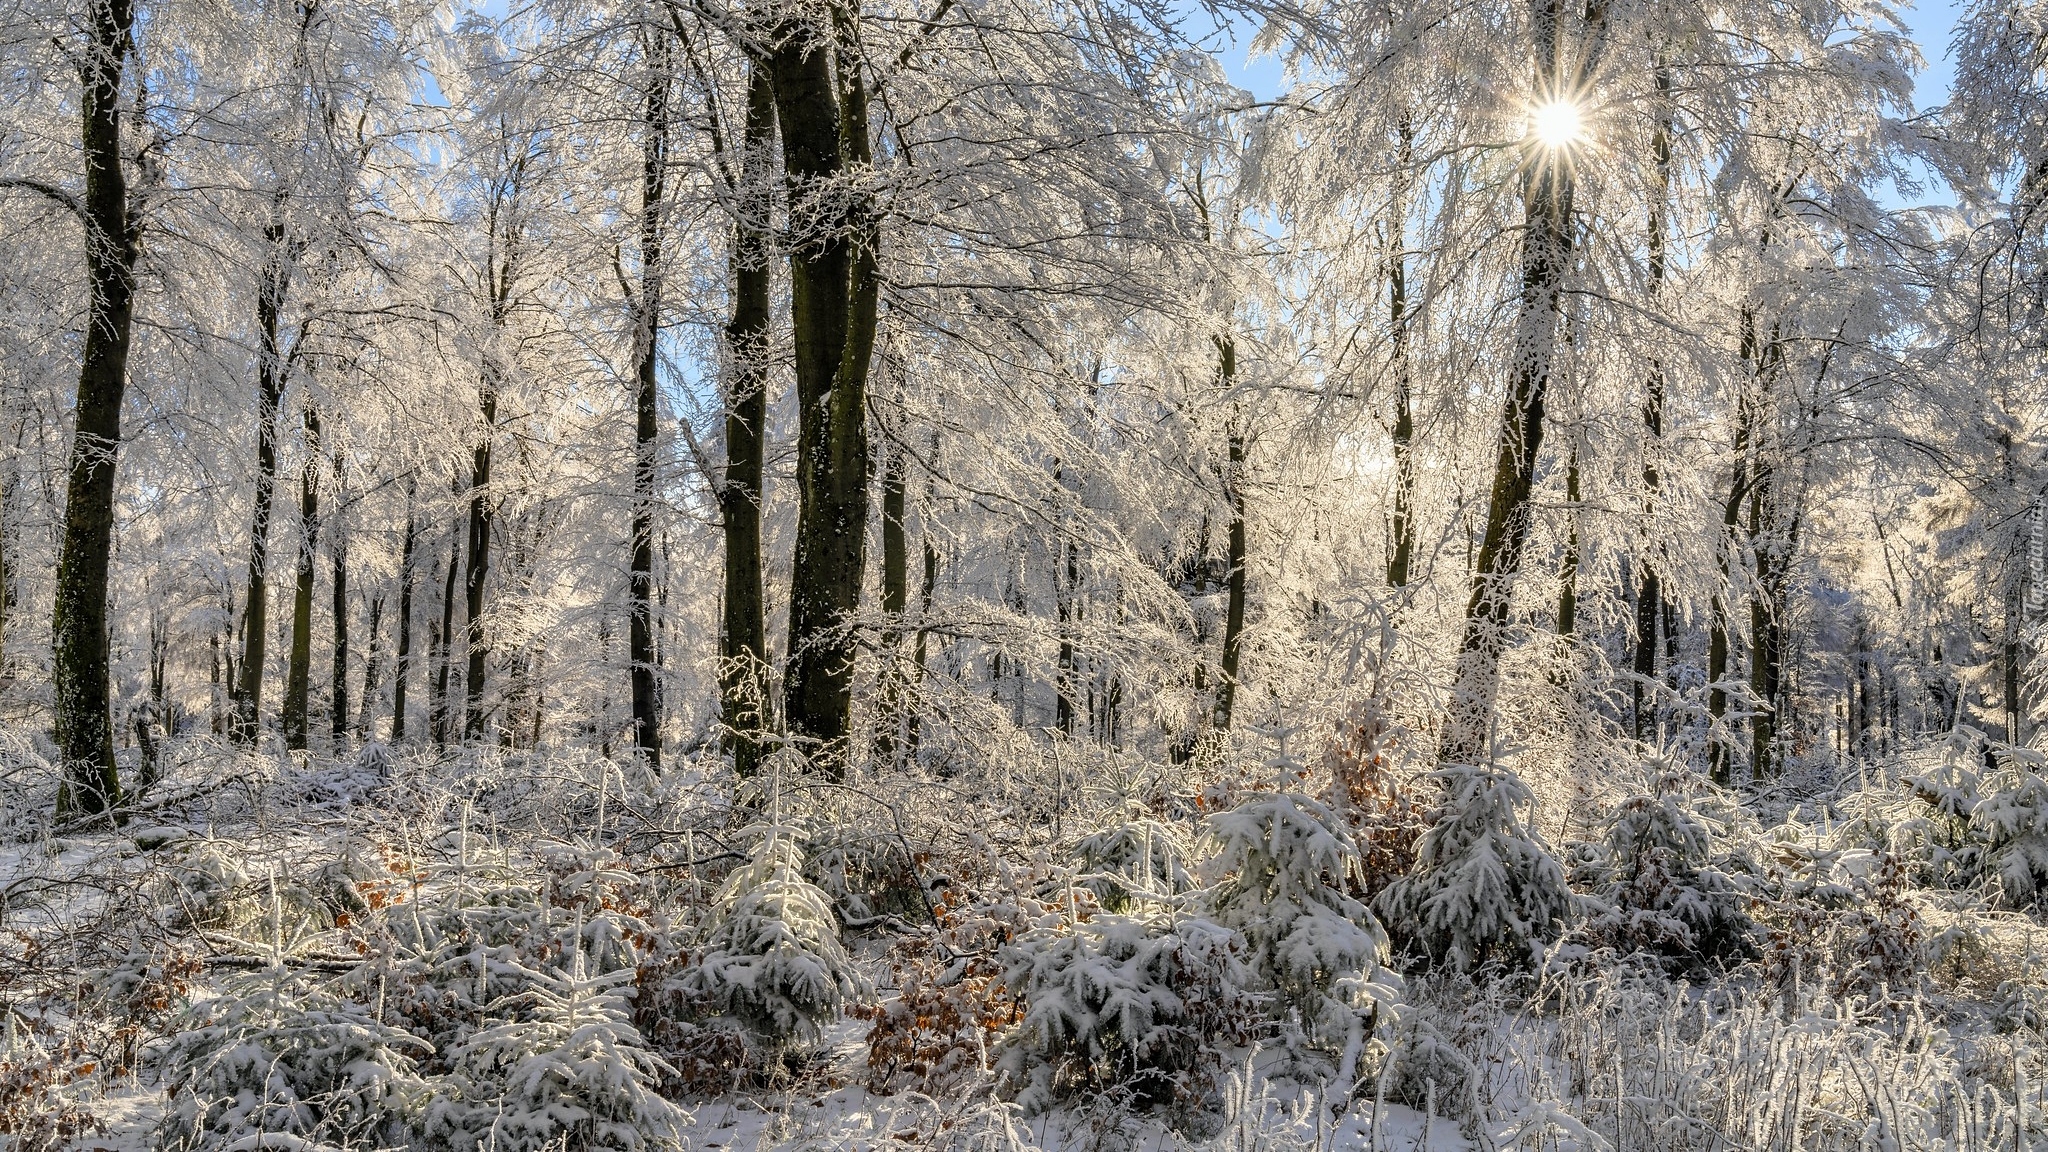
left=5, top=0, right=2048, bottom=1145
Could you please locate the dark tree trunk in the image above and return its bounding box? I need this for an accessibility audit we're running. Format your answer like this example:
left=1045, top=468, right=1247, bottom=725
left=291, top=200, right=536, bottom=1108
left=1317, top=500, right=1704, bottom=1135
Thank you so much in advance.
left=878, top=426, right=913, bottom=757
left=390, top=488, right=416, bottom=741
left=770, top=0, right=881, bottom=776
left=718, top=64, right=776, bottom=776
left=908, top=523, right=938, bottom=757
left=628, top=25, right=672, bottom=769
left=283, top=408, right=322, bottom=752
left=1386, top=120, right=1417, bottom=591
left=1556, top=447, right=1579, bottom=639
left=331, top=518, right=348, bottom=743
left=1709, top=386, right=1753, bottom=786
left=51, top=0, right=139, bottom=817
left=461, top=375, right=497, bottom=744
left=357, top=594, right=382, bottom=738
left=432, top=535, right=459, bottom=750
left=1214, top=338, right=1248, bottom=732
left=2008, top=583, right=2024, bottom=746
left=209, top=627, right=222, bottom=735
left=1055, top=537, right=1079, bottom=736
left=231, top=214, right=293, bottom=746
left=1633, top=60, right=1671, bottom=743
left=1439, top=0, right=1604, bottom=767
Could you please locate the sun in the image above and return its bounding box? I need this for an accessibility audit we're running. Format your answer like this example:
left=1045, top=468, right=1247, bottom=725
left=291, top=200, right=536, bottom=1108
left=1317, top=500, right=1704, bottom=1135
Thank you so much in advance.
left=1529, top=100, right=1585, bottom=149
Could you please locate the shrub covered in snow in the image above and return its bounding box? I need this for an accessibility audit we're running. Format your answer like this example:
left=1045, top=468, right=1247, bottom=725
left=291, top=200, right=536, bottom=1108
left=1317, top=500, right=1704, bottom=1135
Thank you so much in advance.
left=417, top=947, right=680, bottom=1152
left=1970, top=743, right=2048, bottom=910
left=1376, top=762, right=1571, bottom=972
left=995, top=912, right=1249, bottom=1123
left=1202, top=791, right=1400, bottom=1076
left=674, top=826, right=863, bottom=1054
left=157, top=968, right=427, bottom=1151
left=1572, top=760, right=1754, bottom=969
left=1071, top=810, right=1196, bottom=913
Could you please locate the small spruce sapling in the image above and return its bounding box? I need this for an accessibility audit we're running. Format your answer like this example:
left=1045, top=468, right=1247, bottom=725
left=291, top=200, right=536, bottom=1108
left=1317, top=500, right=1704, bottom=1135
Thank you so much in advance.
left=995, top=913, right=1248, bottom=1122
left=418, top=940, right=680, bottom=1152
left=157, top=968, right=427, bottom=1151
left=1376, top=762, right=1571, bottom=972
left=1202, top=792, right=1400, bottom=1083
left=676, top=826, right=862, bottom=1053
left=1072, top=809, right=1196, bottom=913
left=1970, top=741, right=2048, bottom=910
left=1574, top=758, right=1753, bottom=968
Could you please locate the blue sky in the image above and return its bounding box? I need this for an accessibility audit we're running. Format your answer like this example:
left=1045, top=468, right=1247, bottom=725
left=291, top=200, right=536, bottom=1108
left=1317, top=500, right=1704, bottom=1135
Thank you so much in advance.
left=1211, top=0, right=1968, bottom=207
left=1214, top=1, right=1965, bottom=110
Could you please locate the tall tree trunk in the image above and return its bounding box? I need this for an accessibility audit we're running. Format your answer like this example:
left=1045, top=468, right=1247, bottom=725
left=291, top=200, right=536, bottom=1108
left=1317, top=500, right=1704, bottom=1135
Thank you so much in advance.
left=51, top=0, right=139, bottom=817
left=390, top=486, right=416, bottom=741
left=1633, top=59, right=1671, bottom=743
left=718, top=64, right=776, bottom=777
left=628, top=25, right=672, bottom=769
left=432, top=535, right=459, bottom=750
left=907, top=528, right=938, bottom=757
left=1386, top=119, right=1417, bottom=591
left=356, top=594, right=382, bottom=738
left=1556, top=446, right=1579, bottom=639
left=461, top=373, right=497, bottom=744
left=2007, top=580, right=2024, bottom=745
left=331, top=515, right=349, bottom=743
left=1214, top=338, right=1248, bottom=732
left=878, top=426, right=912, bottom=756
left=1439, top=0, right=1605, bottom=767
left=283, top=408, right=322, bottom=752
left=231, top=214, right=293, bottom=746
left=1709, top=384, right=1754, bottom=786
left=1055, top=533, right=1078, bottom=736
left=209, top=627, right=222, bottom=735
left=1, top=433, right=18, bottom=683
left=771, top=0, right=881, bottom=776
left=1743, top=312, right=1789, bottom=778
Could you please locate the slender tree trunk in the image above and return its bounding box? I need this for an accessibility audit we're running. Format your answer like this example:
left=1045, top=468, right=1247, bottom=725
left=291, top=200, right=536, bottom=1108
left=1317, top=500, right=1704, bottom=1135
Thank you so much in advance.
left=1709, top=387, right=1753, bottom=786
left=771, top=1, right=881, bottom=776
left=2007, top=580, right=2023, bottom=745
left=1853, top=622, right=1871, bottom=758
left=461, top=372, right=497, bottom=744
left=718, top=64, right=776, bottom=777
left=331, top=517, right=348, bottom=744
left=390, top=487, right=416, bottom=741
left=1748, top=467, right=1786, bottom=777
left=1634, top=59, right=1671, bottom=744
left=221, top=588, right=236, bottom=733
left=1055, top=534, right=1079, bottom=736
left=1439, top=0, right=1604, bottom=767
left=433, top=535, right=459, bottom=750
left=231, top=215, right=293, bottom=746
left=1556, top=447, right=1579, bottom=639
left=1386, top=120, right=1417, bottom=591
left=51, top=0, right=139, bottom=817
left=628, top=25, right=673, bottom=769
left=0, top=442, right=17, bottom=681
left=907, top=530, right=938, bottom=757
left=1214, top=339, right=1248, bottom=731
left=209, top=628, right=222, bottom=735
left=283, top=408, right=321, bottom=752
left=878, top=427, right=913, bottom=756
left=357, top=595, right=382, bottom=738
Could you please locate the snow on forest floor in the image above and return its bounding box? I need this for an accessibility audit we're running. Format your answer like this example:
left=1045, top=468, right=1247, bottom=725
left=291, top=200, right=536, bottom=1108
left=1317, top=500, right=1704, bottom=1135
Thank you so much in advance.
left=8, top=732, right=2048, bottom=1151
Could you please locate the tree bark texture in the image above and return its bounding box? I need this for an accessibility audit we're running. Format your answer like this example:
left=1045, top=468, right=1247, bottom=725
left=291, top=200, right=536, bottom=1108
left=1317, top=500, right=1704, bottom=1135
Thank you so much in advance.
left=53, top=0, right=139, bottom=816
left=1438, top=0, right=1605, bottom=767
left=283, top=408, right=322, bottom=752
left=770, top=0, right=881, bottom=776
left=718, top=64, right=776, bottom=777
